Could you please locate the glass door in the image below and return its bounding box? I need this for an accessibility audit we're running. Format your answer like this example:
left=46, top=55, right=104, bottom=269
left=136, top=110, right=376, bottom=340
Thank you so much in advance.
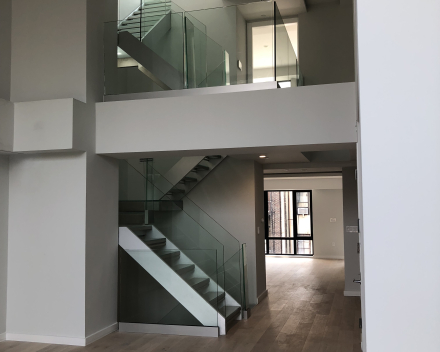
left=264, top=190, right=313, bottom=255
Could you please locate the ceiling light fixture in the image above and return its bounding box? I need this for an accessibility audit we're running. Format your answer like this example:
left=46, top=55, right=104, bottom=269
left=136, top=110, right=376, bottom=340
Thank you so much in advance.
left=259, top=155, right=267, bottom=159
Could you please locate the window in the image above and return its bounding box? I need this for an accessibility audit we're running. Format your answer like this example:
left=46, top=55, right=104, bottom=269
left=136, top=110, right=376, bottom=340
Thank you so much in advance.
left=265, top=190, right=313, bottom=255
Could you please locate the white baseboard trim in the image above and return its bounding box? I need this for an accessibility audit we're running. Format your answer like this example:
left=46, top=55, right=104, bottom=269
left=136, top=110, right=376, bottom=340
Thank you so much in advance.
left=119, top=323, right=218, bottom=337
left=6, top=322, right=118, bottom=347
left=313, top=255, right=344, bottom=260
left=266, top=255, right=344, bottom=260
left=344, top=290, right=361, bottom=297
left=0, top=332, right=6, bottom=342
left=85, top=323, right=118, bottom=345
left=257, top=289, right=268, bottom=304
left=6, top=333, right=87, bottom=346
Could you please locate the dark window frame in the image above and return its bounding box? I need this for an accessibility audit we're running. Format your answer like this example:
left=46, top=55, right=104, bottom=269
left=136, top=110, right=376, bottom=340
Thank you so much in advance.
left=264, top=190, right=314, bottom=256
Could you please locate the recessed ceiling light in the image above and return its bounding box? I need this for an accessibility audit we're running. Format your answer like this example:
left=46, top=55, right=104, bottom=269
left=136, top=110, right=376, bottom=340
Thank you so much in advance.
left=259, top=155, right=267, bottom=159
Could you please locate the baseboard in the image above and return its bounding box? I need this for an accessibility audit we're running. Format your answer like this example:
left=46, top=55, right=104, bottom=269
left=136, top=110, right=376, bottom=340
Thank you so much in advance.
left=6, top=322, right=118, bottom=347
left=119, top=323, right=218, bottom=337
left=0, top=332, right=6, bottom=342
left=6, top=333, right=87, bottom=346
left=266, top=255, right=344, bottom=260
left=313, top=255, right=344, bottom=260
left=344, top=290, right=361, bottom=297
left=85, top=323, right=118, bottom=345
left=257, top=289, right=268, bottom=304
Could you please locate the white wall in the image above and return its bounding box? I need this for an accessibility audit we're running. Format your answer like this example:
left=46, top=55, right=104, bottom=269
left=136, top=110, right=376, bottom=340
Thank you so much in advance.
left=298, top=1, right=355, bottom=85
left=5, top=0, right=120, bottom=344
left=0, top=156, right=9, bottom=339
left=357, top=1, right=440, bottom=351
left=0, top=99, right=14, bottom=152
left=265, top=177, right=344, bottom=259
left=97, top=83, right=357, bottom=155
left=187, top=157, right=265, bottom=306
left=7, top=153, right=87, bottom=339
left=312, top=190, right=344, bottom=259
left=265, top=176, right=342, bottom=190
left=118, top=0, right=139, bottom=20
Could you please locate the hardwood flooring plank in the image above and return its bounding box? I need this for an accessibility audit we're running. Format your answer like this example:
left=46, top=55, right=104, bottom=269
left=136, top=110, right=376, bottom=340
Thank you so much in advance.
left=0, top=258, right=362, bottom=352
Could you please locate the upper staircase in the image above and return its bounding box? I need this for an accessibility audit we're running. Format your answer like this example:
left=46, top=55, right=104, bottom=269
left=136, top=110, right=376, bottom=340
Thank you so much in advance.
left=108, top=0, right=228, bottom=95
left=118, top=0, right=172, bottom=40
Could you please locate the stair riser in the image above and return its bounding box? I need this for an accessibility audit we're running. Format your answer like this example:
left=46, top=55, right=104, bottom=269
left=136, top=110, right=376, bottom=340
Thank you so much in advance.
left=191, top=280, right=210, bottom=292
left=175, top=266, right=195, bottom=276
left=119, top=213, right=144, bottom=225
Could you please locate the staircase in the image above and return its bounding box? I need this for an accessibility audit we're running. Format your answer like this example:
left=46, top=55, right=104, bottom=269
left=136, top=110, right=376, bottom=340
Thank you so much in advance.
left=118, top=1, right=172, bottom=40
left=118, top=155, right=243, bottom=336
left=108, top=0, right=228, bottom=95
left=119, top=225, right=241, bottom=335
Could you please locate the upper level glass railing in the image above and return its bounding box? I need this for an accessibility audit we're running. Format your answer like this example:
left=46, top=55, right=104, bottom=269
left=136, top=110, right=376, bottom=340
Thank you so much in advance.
left=274, top=2, right=301, bottom=87
left=105, top=1, right=302, bottom=97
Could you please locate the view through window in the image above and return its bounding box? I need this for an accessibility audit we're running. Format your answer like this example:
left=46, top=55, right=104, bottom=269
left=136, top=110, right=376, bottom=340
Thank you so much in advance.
left=265, top=190, right=313, bottom=255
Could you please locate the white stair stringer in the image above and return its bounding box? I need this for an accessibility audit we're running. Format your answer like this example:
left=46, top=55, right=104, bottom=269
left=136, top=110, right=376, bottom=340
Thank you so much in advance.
left=119, top=227, right=220, bottom=331
left=147, top=225, right=241, bottom=311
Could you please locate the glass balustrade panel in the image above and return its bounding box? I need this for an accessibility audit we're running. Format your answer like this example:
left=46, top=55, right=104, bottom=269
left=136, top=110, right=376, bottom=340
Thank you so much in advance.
left=119, top=246, right=219, bottom=327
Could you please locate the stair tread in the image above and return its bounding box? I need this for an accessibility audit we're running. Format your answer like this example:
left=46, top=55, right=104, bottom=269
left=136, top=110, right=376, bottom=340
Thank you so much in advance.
left=119, top=211, right=144, bottom=214
left=204, top=155, right=222, bottom=160
left=180, top=177, right=197, bottom=183
left=203, top=291, right=225, bottom=303
left=186, top=278, right=209, bottom=289
left=225, top=306, right=241, bottom=321
left=193, top=165, right=210, bottom=171
left=143, top=238, right=166, bottom=245
left=157, top=250, right=180, bottom=259
left=167, top=188, right=186, bottom=194
left=172, top=263, right=195, bottom=274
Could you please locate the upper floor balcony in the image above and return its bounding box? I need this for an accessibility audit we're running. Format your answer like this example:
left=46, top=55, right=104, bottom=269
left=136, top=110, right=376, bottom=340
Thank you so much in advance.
left=103, top=0, right=303, bottom=101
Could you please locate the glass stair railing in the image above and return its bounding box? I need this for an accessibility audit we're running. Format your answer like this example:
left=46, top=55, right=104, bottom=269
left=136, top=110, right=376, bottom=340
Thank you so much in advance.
left=119, top=159, right=243, bottom=334
left=118, top=0, right=172, bottom=40
left=147, top=155, right=225, bottom=201
left=104, top=0, right=232, bottom=95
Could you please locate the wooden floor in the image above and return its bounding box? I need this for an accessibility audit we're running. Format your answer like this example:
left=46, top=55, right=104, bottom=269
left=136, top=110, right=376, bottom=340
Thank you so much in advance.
left=0, top=257, right=361, bottom=352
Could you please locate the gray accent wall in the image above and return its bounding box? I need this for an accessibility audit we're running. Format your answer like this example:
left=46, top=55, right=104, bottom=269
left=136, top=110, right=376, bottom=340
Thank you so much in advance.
left=298, top=1, right=355, bottom=85
left=236, top=9, right=248, bottom=84
left=0, top=156, right=9, bottom=337
left=186, top=158, right=265, bottom=306
left=10, top=0, right=87, bottom=103
left=0, top=0, right=12, bottom=101
left=254, top=162, right=266, bottom=298
left=342, top=167, right=360, bottom=294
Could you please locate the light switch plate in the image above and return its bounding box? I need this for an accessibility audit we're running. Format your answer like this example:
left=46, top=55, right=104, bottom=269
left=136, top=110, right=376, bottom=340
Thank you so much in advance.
left=330, top=218, right=337, bottom=222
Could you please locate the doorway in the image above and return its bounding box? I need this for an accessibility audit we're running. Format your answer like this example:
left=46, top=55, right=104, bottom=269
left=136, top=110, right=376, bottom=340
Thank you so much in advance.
left=264, top=190, right=313, bottom=255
